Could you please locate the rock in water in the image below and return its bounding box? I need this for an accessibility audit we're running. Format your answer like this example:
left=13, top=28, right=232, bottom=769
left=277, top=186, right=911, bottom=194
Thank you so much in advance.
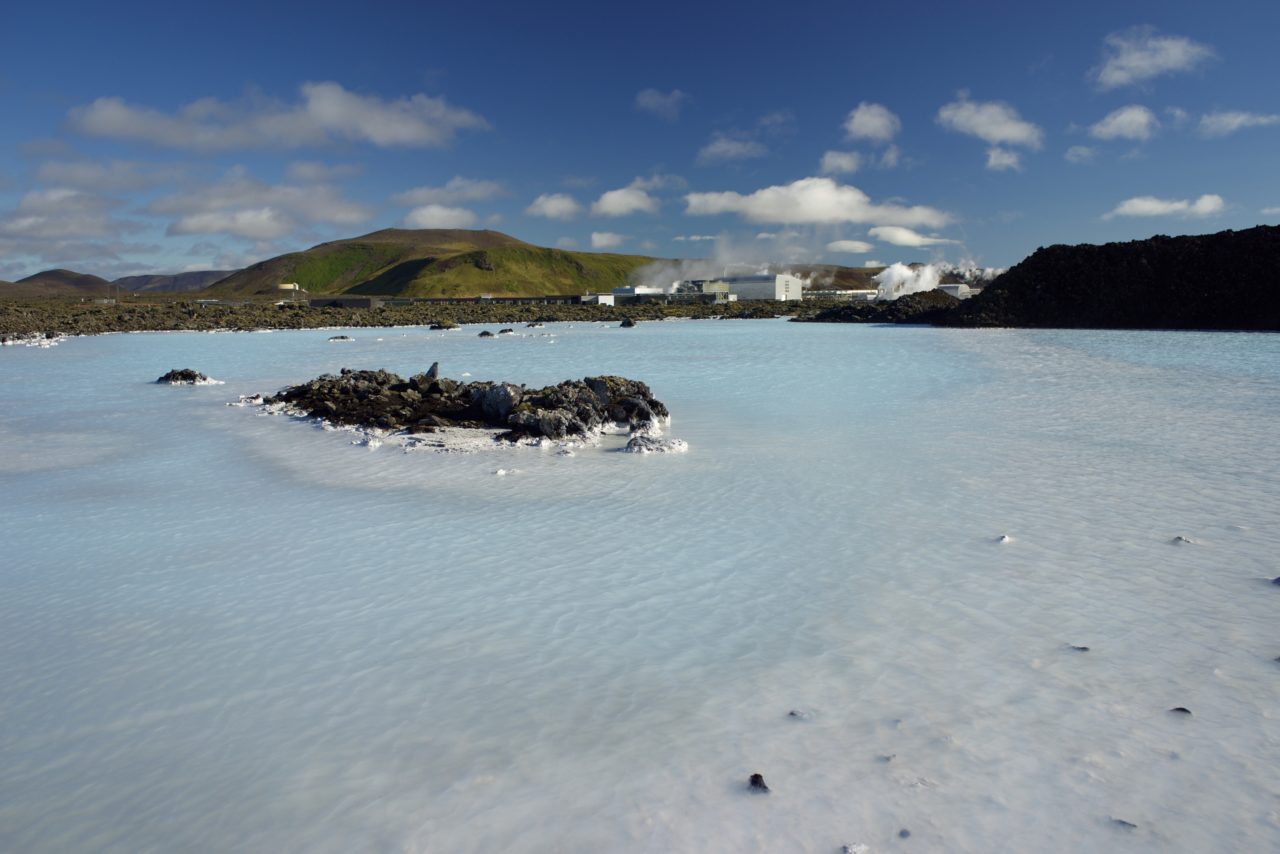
left=259, top=370, right=671, bottom=443
left=156, top=368, right=211, bottom=385
left=328, top=335, right=352, bottom=341
left=1270, top=576, right=1280, bottom=586
left=899, top=829, right=911, bottom=838
left=1169, top=707, right=1192, bottom=715
left=425, top=362, right=439, bottom=379
left=478, top=330, right=494, bottom=338
left=1110, top=818, right=1138, bottom=830
left=620, top=317, right=636, bottom=328
left=623, top=435, right=689, bottom=454
left=747, top=773, right=769, bottom=793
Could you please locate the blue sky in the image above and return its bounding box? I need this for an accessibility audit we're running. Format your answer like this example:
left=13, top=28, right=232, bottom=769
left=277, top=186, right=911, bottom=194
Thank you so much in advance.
left=2, top=0, right=1279, bottom=279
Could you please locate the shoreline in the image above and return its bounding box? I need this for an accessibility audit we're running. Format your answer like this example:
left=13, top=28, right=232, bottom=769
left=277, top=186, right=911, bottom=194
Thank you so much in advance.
left=0, top=297, right=825, bottom=339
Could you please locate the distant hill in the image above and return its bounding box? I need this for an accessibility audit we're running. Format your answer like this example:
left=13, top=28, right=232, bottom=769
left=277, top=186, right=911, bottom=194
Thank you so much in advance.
left=2, top=269, right=113, bottom=298
left=113, top=270, right=236, bottom=293
left=949, top=225, right=1280, bottom=330
left=204, top=228, right=659, bottom=298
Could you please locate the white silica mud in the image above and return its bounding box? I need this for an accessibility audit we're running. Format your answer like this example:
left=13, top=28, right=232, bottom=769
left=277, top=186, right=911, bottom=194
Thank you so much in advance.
left=1, top=320, right=1278, bottom=853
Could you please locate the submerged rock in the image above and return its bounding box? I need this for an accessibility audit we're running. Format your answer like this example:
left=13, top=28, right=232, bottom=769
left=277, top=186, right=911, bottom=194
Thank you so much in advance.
left=478, top=330, right=494, bottom=338
left=1169, top=707, right=1192, bottom=715
left=259, top=368, right=671, bottom=443
left=622, top=435, right=688, bottom=454
left=328, top=335, right=353, bottom=341
left=1110, top=818, right=1138, bottom=830
left=620, top=317, right=637, bottom=328
left=747, top=773, right=769, bottom=793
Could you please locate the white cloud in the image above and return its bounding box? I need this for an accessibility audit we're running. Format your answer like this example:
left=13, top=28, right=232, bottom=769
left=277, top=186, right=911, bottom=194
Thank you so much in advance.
left=591, top=185, right=659, bottom=217
left=170, top=208, right=294, bottom=240
left=150, top=166, right=371, bottom=239
left=1090, top=105, right=1160, bottom=140
left=820, top=151, right=862, bottom=174
left=393, top=176, right=503, bottom=206
left=878, top=145, right=901, bottom=168
left=1065, top=145, right=1097, bottom=164
left=526, top=193, right=583, bottom=220
left=755, top=232, right=777, bottom=240
left=1165, top=106, right=1190, bottom=127
left=985, top=147, right=1022, bottom=171
left=1103, top=193, right=1224, bottom=219
left=863, top=259, right=885, bottom=267
left=403, top=204, right=478, bottom=229
left=591, top=231, right=626, bottom=249
left=1262, top=206, right=1280, bottom=216
left=635, top=88, right=688, bottom=121
left=868, top=225, right=959, bottom=247
left=826, top=239, right=875, bottom=253
left=286, top=161, right=362, bottom=182
left=673, top=234, right=718, bottom=242
left=936, top=93, right=1044, bottom=148
left=843, top=102, right=901, bottom=143
left=555, top=236, right=578, bottom=248
left=697, top=133, right=767, bottom=164
left=1198, top=111, right=1280, bottom=137
left=69, top=82, right=489, bottom=150
left=1092, top=27, right=1215, bottom=90
left=0, top=187, right=140, bottom=240
left=685, top=177, right=951, bottom=228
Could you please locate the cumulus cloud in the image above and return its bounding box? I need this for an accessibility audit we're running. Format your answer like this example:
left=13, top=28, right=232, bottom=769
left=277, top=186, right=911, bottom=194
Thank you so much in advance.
left=170, top=209, right=294, bottom=240
left=591, top=231, right=626, bottom=249
left=403, top=204, right=478, bottom=229
left=868, top=225, right=960, bottom=247
left=826, top=239, right=875, bottom=253
left=393, top=176, right=503, bottom=206
left=878, top=145, right=901, bottom=169
left=1090, top=105, right=1160, bottom=140
left=591, top=185, right=659, bottom=217
left=635, top=88, right=688, bottom=121
left=526, top=193, right=583, bottom=220
left=985, top=147, right=1022, bottom=171
left=149, top=166, right=372, bottom=239
left=1065, top=145, right=1097, bottom=164
left=673, top=234, right=718, bottom=242
left=936, top=93, right=1044, bottom=148
left=1092, top=27, right=1215, bottom=90
left=685, top=177, right=951, bottom=228
left=1262, top=206, right=1280, bottom=216
left=1198, top=111, right=1280, bottom=137
left=697, top=133, right=767, bottom=164
left=69, top=82, right=489, bottom=150
left=1103, top=193, right=1224, bottom=219
left=820, top=151, right=862, bottom=174
left=0, top=187, right=141, bottom=240
left=843, top=102, right=901, bottom=143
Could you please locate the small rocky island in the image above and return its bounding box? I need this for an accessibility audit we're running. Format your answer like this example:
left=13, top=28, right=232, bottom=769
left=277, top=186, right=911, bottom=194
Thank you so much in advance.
left=260, top=364, right=681, bottom=448
left=156, top=368, right=222, bottom=385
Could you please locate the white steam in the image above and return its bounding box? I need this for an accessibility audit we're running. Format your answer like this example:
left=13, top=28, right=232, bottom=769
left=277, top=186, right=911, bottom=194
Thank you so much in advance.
left=874, top=263, right=940, bottom=300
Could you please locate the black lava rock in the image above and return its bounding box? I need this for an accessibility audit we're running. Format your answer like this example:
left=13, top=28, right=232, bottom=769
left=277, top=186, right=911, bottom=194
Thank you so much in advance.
left=1169, top=707, right=1192, bottom=715
left=259, top=369, right=669, bottom=442
left=620, top=317, right=636, bottom=328
left=748, top=773, right=769, bottom=793
left=156, top=368, right=208, bottom=384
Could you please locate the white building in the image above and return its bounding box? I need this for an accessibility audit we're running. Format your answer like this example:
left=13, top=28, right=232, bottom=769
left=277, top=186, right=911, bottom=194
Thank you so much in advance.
left=611, top=285, right=668, bottom=298
left=712, top=274, right=804, bottom=301
left=581, top=293, right=616, bottom=306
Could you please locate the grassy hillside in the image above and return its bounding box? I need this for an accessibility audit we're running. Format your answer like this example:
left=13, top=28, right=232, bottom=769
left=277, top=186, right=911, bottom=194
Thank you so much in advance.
left=206, top=229, right=529, bottom=297
left=346, top=245, right=654, bottom=297
left=1, top=269, right=113, bottom=298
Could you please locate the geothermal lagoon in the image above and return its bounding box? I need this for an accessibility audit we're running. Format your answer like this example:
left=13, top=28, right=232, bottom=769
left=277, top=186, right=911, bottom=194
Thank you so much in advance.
left=2, top=320, right=1278, bottom=852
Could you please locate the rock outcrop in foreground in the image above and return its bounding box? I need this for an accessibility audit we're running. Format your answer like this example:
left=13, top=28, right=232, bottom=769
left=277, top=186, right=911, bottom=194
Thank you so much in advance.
left=262, top=368, right=670, bottom=442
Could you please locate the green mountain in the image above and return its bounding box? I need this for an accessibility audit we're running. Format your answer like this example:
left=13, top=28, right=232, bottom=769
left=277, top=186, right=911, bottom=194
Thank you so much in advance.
left=205, top=228, right=659, bottom=298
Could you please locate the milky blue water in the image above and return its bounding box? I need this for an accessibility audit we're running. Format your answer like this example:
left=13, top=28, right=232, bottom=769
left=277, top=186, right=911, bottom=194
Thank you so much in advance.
left=2, top=321, right=1279, bottom=853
